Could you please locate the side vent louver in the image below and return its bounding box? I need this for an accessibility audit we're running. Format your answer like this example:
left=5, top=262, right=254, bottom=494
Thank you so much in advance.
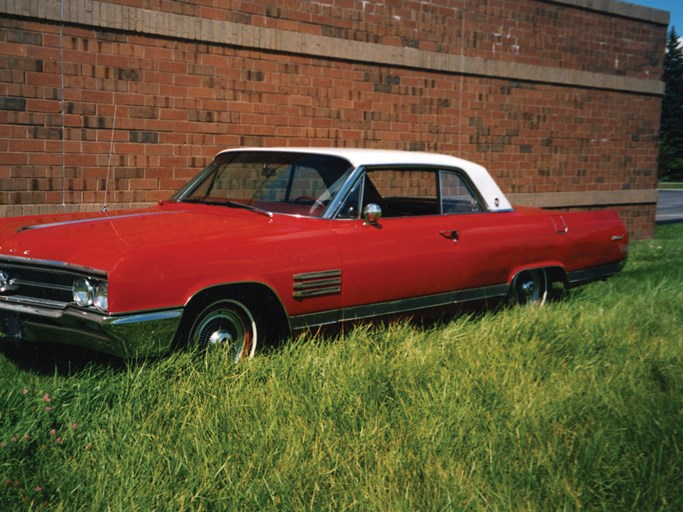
left=293, top=269, right=341, bottom=299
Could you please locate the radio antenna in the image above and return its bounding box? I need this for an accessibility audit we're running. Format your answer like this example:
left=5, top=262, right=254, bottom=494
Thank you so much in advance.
left=102, top=104, right=118, bottom=213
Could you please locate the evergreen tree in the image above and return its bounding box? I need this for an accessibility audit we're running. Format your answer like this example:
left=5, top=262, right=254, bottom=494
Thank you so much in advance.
left=659, top=27, right=683, bottom=178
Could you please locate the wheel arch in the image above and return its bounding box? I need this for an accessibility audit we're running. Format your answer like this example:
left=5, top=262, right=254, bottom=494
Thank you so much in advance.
left=507, top=263, right=567, bottom=288
left=175, top=281, right=291, bottom=348
left=508, top=264, right=568, bottom=304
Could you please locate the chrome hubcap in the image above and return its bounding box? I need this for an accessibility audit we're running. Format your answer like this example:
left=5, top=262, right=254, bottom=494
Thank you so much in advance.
left=195, top=312, right=245, bottom=347
left=191, top=302, right=255, bottom=362
left=208, top=329, right=234, bottom=346
left=515, top=270, right=545, bottom=304
left=521, top=280, right=536, bottom=298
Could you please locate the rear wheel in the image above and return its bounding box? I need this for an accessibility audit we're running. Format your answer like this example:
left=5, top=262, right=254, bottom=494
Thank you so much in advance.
left=189, top=300, right=257, bottom=362
left=511, top=269, right=547, bottom=305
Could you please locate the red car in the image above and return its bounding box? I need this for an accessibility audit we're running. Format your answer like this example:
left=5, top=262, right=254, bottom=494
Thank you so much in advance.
left=0, top=148, right=628, bottom=360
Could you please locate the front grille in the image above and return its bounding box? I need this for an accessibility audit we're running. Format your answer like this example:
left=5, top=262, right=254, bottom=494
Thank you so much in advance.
left=0, top=257, right=106, bottom=310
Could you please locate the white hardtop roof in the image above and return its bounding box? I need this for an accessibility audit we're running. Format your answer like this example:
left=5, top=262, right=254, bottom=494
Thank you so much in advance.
left=220, top=146, right=476, bottom=169
left=216, top=147, right=513, bottom=211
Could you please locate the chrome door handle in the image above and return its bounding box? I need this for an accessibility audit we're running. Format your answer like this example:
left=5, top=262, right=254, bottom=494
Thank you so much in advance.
left=440, top=230, right=459, bottom=242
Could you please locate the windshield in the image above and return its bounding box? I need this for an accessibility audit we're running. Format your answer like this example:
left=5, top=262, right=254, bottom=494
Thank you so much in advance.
left=173, top=151, right=354, bottom=218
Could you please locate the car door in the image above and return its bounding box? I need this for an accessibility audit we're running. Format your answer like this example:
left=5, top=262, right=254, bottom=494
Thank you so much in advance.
left=332, top=167, right=475, bottom=320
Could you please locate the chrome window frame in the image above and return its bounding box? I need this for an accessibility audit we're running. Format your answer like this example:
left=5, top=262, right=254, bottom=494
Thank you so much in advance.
left=327, top=164, right=490, bottom=220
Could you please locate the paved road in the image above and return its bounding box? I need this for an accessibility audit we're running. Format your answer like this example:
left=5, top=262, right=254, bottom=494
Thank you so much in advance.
left=656, top=189, right=683, bottom=224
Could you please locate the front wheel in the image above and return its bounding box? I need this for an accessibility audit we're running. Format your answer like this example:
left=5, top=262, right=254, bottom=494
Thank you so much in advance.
left=510, top=269, right=547, bottom=305
left=188, top=300, right=257, bottom=362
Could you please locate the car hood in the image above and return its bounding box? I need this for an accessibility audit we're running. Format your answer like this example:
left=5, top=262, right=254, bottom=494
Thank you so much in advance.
left=0, top=204, right=275, bottom=272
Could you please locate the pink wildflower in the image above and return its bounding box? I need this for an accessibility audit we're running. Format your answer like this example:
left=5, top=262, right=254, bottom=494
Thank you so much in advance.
left=42, top=393, right=50, bottom=402
left=35, top=485, right=42, bottom=492
left=22, top=389, right=29, bottom=395
left=71, top=422, right=78, bottom=430
left=49, top=429, right=57, bottom=436
left=55, top=437, right=63, bottom=445
left=45, top=406, right=52, bottom=412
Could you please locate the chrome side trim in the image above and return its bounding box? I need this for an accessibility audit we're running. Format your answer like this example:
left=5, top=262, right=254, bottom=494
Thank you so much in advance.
left=289, top=283, right=509, bottom=330
left=292, top=269, right=342, bottom=299
left=567, top=261, right=625, bottom=286
left=341, top=284, right=509, bottom=322
left=289, top=310, right=339, bottom=330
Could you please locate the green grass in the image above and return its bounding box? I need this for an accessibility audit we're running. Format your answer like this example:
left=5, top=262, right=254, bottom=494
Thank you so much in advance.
left=658, top=180, right=683, bottom=189
left=2, top=225, right=682, bottom=511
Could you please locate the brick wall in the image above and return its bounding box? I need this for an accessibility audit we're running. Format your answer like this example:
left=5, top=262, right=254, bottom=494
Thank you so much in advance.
left=0, top=0, right=669, bottom=238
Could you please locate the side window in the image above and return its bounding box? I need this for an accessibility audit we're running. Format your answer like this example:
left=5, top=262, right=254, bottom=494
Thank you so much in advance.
left=440, top=170, right=483, bottom=214
left=364, top=169, right=439, bottom=217
left=336, top=168, right=484, bottom=219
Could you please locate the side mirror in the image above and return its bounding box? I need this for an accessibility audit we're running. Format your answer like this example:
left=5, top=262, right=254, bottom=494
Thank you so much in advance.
left=363, top=203, right=382, bottom=225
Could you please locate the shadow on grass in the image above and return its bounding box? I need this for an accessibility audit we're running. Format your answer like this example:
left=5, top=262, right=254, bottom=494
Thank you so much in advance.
left=0, top=335, right=127, bottom=376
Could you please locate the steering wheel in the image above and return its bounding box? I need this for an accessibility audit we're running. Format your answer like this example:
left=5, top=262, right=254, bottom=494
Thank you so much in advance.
left=292, top=195, right=318, bottom=204
left=292, top=195, right=328, bottom=215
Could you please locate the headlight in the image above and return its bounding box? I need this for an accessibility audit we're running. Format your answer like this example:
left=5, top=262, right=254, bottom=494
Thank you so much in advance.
left=73, top=278, right=94, bottom=306
left=93, top=282, right=108, bottom=311
left=0, top=270, right=18, bottom=292
left=73, top=278, right=109, bottom=311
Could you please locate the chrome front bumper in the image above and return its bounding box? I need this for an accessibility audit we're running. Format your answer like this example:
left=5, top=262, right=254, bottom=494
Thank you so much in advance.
left=0, top=301, right=183, bottom=358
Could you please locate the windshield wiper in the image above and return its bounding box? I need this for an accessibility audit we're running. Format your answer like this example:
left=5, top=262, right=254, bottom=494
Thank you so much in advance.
left=179, top=198, right=273, bottom=218
left=223, top=200, right=273, bottom=218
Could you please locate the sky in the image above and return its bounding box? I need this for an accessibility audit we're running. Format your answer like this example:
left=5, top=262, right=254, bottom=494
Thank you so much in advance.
left=628, top=0, right=683, bottom=38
